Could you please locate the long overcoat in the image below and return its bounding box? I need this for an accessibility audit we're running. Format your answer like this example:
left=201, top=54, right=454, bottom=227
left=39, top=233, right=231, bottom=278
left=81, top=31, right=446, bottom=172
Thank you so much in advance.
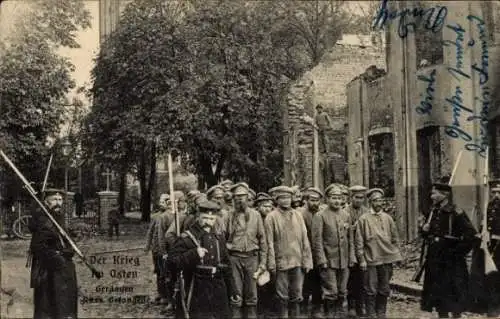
left=420, top=203, right=477, bottom=314
left=167, top=222, right=234, bottom=319
left=28, top=210, right=78, bottom=319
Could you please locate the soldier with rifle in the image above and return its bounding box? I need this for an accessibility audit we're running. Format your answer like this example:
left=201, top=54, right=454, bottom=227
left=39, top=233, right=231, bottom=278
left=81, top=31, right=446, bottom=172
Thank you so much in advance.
left=167, top=199, right=237, bottom=319
left=419, top=175, right=477, bottom=318
left=28, top=188, right=79, bottom=319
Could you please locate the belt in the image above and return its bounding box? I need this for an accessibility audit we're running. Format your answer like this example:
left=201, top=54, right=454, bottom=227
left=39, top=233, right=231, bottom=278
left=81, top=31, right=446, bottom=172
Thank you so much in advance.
left=429, top=235, right=460, bottom=242
left=229, top=250, right=259, bottom=257
left=195, top=266, right=224, bottom=278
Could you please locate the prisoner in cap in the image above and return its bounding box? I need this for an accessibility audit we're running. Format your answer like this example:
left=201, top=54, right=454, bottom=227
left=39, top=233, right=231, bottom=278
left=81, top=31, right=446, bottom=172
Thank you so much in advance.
left=272, top=186, right=293, bottom=210
left=207, top=185, right=225, bottom=206
left=324, top=184, right=343, bottom=211
left=255, top=192, right=274, bottom=217
left=349, top=185, right=367, bottom=209
left=159, top=193, right=170, bottom=211
left=303, top=187, right=323, bottom=213
left=367, top=188, right=385, bottom=213
left=231, top=182, right=250, bottom=211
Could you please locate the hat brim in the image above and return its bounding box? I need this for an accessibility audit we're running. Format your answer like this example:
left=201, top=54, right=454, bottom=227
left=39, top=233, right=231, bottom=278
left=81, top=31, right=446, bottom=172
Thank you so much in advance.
left=433, top=183, right=451, bottom=192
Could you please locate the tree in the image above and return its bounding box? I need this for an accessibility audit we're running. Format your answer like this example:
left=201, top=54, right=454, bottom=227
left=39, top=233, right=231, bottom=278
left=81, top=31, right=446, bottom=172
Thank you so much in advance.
left=0, top=0, right=91, bottom=201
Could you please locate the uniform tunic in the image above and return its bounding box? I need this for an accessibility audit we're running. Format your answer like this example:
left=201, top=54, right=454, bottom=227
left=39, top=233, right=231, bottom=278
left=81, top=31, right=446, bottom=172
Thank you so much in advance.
left=167, top=223, right=234, bottom=319
left=420, top=202, right=477, bottom=314
left=28, top=210, right=78, bottom=319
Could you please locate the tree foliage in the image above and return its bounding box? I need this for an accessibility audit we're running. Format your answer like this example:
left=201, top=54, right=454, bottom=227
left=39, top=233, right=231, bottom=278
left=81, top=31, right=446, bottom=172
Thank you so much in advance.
left=85, top=0, right=363, bottom=218
left=0, top=0, right=91, bottom=199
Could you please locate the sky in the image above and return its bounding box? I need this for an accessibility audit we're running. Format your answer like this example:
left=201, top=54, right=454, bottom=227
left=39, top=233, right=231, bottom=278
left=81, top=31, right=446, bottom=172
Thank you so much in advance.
left=0, top=0, right=100, bottom=107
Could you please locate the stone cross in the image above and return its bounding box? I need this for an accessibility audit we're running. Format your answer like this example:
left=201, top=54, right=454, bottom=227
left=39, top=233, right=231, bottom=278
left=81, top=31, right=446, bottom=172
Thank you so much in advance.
left=102, top=169, right=113, bottom=191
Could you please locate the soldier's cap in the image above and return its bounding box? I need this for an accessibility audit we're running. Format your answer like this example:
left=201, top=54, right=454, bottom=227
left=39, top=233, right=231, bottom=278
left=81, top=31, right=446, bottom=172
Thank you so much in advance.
left=366, top=188, right=385, bottom=200
left=194, top=193, right=208, bottom=206
left=197, top=200, right=221, bottom=214
left=206, top=185, right=225, bottom=198
left=340, top=185, right=350, bottom=195
left=324, top=184, right=343, bottom=196
left=220, top=179, right=234, bottom=188
left=159, top=193, right=170, bottom=201
left=303, top=187, right=323, bottom=199
left=349, top=185, right=367, bottom=194
left=432, top=175, right=452, bottom=192
left=489, top=179, right=500, bottom=191
left=173, top=190, right=185, bottom=201
left=230, top=182, right=250, bottom=196
left=43, top=188, right=65, bottom=199
left=249, top=188, right=256, bottom=200
left=224, top=191, right=233, bottom=201
left=269, top=186, right=293, bottom=198
left=187, top=190, right=201, bottom=201
left=254, top=192, right=273, bottom=204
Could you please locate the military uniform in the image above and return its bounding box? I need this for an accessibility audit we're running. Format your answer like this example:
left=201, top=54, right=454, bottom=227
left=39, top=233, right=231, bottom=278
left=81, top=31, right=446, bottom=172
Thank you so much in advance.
left=28, top=189, right=78, bottom=319
left=420, top=179, right=477, bottom=318
left=298, top=187, right=324, bottom=318
left=345, top=185, right=369, bottom=318
left=167, top=200, right=235, bottom=319
left=470, top=180, right=500, bottom=317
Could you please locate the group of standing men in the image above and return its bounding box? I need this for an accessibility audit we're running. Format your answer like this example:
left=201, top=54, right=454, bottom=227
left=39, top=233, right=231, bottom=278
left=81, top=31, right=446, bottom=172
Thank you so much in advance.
left=146, top=179, right=403, bottom=319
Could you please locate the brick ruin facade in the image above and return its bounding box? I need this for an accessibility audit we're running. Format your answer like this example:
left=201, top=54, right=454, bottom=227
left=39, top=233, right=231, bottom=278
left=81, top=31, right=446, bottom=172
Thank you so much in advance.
left=284, top=35, right=385, bottom=191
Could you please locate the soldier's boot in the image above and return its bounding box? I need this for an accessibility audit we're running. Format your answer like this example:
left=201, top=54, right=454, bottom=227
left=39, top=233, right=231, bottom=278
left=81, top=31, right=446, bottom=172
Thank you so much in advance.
left=231, top=305, right=243, bottom=319
left=246, top=306, right=258, bottom=319
left=355, top=299, right=365, bottom=318
left=347, top=297, right=357, bottom=318
left=300, top=299, right=309, bottom=315
left=312, top=303, right=324, bottom=319
left=336, top=297, right=347, bottom=318
left=365, top=296, right=376, bottom=319
left=375, top=295, right=387, bottom=319
left=325, top=299, right=337, bottom=318
left=277, top=300, right=289, bottom=319
left=289, top=302, right=301, bottom=319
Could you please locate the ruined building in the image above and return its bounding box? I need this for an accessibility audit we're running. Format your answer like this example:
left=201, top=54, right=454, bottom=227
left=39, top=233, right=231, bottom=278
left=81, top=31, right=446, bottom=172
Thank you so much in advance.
left=347, top=1, right=500, bottom=241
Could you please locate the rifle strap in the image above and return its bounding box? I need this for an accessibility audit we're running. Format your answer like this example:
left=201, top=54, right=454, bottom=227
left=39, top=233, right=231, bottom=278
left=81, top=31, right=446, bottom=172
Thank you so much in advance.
left=185, top=230, right=201, bottom=248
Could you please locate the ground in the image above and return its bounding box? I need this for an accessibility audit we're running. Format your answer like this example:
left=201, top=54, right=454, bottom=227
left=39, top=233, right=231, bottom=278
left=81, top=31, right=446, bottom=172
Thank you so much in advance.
left=0, top=214, right=487, bottom=318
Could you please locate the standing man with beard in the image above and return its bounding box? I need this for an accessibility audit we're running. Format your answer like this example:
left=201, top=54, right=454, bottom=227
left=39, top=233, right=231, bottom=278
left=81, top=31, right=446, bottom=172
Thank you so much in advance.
left=345, top=185, right=369, bottom=318
left=167, top=200, right=237, bottom=319
left=265, top=186, right=313, bottom=318
left=291, top=186, right=303, bottom=209
left=312, top=184, right=355, bottom=318
left=298, top=187, right=324, bottom=318
left=225, top=182, right=267, bottom=318
left=420, top=176, right=477, bottom=319
left=356, top=188, right=402, bottom=319
left=27, top=188, right=78, bottom=319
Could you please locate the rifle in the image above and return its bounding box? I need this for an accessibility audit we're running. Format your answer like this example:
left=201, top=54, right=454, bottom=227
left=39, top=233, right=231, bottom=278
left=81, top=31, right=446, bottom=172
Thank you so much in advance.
left=42, top=153, right=53, bottom=192
left=168, top=152, right=189, bottom=318
left=412, top=150, right=463, bottom=283
left=0, top=150, right=102, bottom=279
left=480, top=148, right=498, bottom=274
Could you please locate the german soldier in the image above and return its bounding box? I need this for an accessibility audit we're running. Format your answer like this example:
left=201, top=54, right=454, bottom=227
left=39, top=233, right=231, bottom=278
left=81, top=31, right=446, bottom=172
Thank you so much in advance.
left=298, top=187, right=325, bottom=318
left=167, top=200, right=237, bottom=319
left=420, top=176, right=478, bottom=318
left=483, top=179, right=500, bottom=316
left=27, top=188, right=78, bottom=319
left=356, top=188, right=402, bottom=319
left=345, top=185, right=369, bottom=318
left=265, top=186, right=313, bottom=318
